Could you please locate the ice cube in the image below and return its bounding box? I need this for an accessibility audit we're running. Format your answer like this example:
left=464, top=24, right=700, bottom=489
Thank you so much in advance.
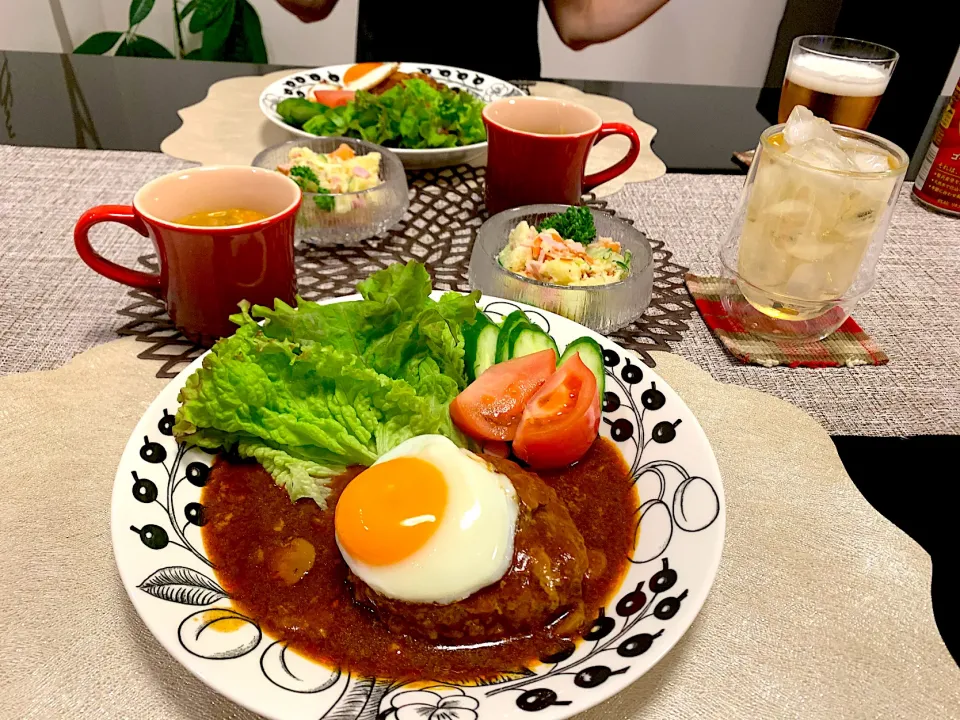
left=783, top=106, right=842, bottom=147
left=783, top=261, right=830, bottom=301
left=738, top=223, right=792, bottom=287
left=781, top=231, right=837, bottom=262
left=850, top=151, right=892, bottom=173
left=831, top=199, right=882, bottom=240
left=786, top=137, right=858, bottom=172
left=760, top=198, right=823, bottom=236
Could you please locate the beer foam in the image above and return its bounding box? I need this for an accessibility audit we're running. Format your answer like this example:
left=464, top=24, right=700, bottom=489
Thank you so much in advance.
left=787, top=53, right=890, bottom=97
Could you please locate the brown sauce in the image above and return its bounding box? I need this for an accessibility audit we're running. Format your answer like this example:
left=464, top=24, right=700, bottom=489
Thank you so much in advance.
left=201, top=438, right=638, bottom=681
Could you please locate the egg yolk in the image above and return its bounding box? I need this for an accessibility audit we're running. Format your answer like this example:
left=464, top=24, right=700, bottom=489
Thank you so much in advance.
left=343, top=62, right=386, bottom=86
left=335, top=457, right=447, bottom=566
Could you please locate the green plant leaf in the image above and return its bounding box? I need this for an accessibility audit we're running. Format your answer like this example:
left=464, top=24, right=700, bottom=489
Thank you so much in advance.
left=188, top=0, right=231, bottom=33
left=128, top=0, right=156, bottom=25
left=116, top=35, right=175, bottom=58
left=237, top=0, right=267, bottom=63
left=215, top=0, right=267, bottom=63
left=200, top=0, right=236, bottom=59
left=180, top=0, right=200, bottom=17
left=184, top=48, right=203, bottom=59
left=74, top=31, right=123, bottom=55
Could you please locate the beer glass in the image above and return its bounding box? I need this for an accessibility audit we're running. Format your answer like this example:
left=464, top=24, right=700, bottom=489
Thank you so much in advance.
left=779, top=36, right=898, bottom=129
left=719, top=122, right=908, bottom=343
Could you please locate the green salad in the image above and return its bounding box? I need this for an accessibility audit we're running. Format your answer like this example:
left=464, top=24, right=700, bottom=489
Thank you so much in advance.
left=276, top=79, right=487, bottom=150
left=174, top=262, right=480, bottom=509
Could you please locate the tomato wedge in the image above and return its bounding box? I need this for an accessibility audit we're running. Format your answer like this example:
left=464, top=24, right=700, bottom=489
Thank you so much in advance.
left=450, top=349, right=557, bottom=441
left=513, top=353, right=600, bottom=469
left=312, top=89, right=356, bottom=107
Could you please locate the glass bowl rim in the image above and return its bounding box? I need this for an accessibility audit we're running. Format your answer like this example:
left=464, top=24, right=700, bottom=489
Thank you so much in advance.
left=759, top=123, right=909, bottom=178
left=251, top=137, right=407, bottom=200
left=475, top=203, right=654, bottom=292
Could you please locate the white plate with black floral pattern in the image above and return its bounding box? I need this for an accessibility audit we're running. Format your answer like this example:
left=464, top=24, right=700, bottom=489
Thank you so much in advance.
left=112, top=294, right=724, bottom=720
left=258, top=63, right=525, bottom=169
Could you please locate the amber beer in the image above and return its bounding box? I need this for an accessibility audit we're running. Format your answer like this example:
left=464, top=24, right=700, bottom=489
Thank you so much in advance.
left=778, top=36, right=898, bottom=129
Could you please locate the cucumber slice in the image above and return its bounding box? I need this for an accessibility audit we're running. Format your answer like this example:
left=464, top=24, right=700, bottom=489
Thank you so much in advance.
left=463, top=313, right=499, bottom=382
left=559, top=336, right=605, bottom=396
left=495, top=310, right=531, bottom=364
left=471, top=325, right=499, bottom=380
left=510, top=326, right=559, bottom=362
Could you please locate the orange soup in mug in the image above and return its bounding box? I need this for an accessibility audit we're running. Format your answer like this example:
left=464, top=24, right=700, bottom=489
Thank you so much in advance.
left=74, top=166, right=302, bottom=345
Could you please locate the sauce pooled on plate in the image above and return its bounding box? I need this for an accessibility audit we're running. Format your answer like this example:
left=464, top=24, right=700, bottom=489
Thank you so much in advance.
left=201, top=437, right=638, bottom=682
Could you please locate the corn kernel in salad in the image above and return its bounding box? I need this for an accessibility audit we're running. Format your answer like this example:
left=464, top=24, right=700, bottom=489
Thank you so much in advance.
left=498, top=221, right=631, bottom=286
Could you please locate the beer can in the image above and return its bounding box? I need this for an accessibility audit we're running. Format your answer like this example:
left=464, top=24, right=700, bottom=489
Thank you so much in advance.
left=913, top=77, right=960, bottom=215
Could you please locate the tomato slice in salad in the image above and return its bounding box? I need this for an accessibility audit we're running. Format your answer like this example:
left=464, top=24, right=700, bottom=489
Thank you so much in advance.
left=312, top=89, right=356, bottom=107
left=450, top=349, right=557, bottom=441
left=513, top=353, right=600, bottom=469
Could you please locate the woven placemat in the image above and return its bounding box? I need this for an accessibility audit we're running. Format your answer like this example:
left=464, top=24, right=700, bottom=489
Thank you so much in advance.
left=117, top=166, right=695, bottom=378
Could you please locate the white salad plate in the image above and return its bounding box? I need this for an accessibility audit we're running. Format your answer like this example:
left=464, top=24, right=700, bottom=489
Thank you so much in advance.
left=112, top=293, right=725, bottom=720
left=259, top=63, right=525, bottom=169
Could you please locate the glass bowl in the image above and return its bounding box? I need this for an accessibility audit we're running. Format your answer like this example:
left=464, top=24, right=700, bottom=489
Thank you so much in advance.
left=252, top=137, right=408, bottom=246
left=470, top=204, right=653, bottom=333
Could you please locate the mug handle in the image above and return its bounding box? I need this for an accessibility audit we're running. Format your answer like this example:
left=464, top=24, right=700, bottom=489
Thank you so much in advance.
left=74, top=205, right=161, bottom=290
left=582, top=122, right=642, bottom=192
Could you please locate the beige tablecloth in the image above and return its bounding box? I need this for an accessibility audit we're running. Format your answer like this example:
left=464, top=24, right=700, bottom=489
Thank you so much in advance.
left=1, top=339, right=957, bottom=719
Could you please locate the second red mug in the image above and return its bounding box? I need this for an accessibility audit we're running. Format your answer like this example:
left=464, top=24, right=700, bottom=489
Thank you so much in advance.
left=483, top=96, right=642, bottom=214
left=74, top=166, right=302, bottom=345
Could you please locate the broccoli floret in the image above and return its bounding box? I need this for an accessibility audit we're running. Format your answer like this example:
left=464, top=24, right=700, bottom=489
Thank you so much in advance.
left=288, top=166, right=336, bottom=211
left=314, top=188, right=335, bottom=212
left=536, top=206, right=596, bottom=245
left=288, top=165, right=320, bottom=193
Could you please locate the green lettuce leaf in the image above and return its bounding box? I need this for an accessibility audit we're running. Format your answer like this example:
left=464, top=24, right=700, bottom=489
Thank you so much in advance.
left=173, top=262, right=479, bottom=509
left=237, top=442, right=341, bottom=507
left=301, top=79, right=486, bottom=149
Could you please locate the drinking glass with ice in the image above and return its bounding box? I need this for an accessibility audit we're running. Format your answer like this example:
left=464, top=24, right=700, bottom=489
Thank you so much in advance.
left=719, top=106, right=907, bottom=342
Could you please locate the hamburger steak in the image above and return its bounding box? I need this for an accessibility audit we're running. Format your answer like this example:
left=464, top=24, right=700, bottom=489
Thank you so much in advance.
left=348, top=455, right=589, bottom=643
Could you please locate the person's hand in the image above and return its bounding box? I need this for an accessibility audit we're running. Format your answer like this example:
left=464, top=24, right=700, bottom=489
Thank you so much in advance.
left=275, top=0, right=339, bottom=23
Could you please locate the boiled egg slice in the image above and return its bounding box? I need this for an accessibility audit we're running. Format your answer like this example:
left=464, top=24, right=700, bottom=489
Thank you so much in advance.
left=334, top=435, right=519, bottom=605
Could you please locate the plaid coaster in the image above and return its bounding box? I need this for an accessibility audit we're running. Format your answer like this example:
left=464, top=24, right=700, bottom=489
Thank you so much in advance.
left=685, top=273, right=889, bottom=368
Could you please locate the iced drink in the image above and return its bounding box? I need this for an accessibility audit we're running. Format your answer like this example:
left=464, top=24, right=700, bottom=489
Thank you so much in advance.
left=736, top=106, right=905, bottom=321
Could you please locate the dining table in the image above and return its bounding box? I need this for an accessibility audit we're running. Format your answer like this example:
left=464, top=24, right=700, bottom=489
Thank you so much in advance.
left=1, top=49, right=957, bottom=719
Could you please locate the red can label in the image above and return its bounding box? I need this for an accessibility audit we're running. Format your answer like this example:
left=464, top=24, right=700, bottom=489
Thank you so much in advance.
left=914, top=78, right=960, bottom=214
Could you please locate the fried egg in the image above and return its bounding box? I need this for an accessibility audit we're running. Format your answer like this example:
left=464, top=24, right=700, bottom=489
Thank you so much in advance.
left=335, top=435, right=519, bottom=605
left=342, top=62, right=399, bottom=92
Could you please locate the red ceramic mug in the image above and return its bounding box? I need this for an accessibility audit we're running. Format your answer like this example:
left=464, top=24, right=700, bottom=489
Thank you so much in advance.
left=74, top=166, right=302, bottom=345
left=482, top=96, right=642, bottom=214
